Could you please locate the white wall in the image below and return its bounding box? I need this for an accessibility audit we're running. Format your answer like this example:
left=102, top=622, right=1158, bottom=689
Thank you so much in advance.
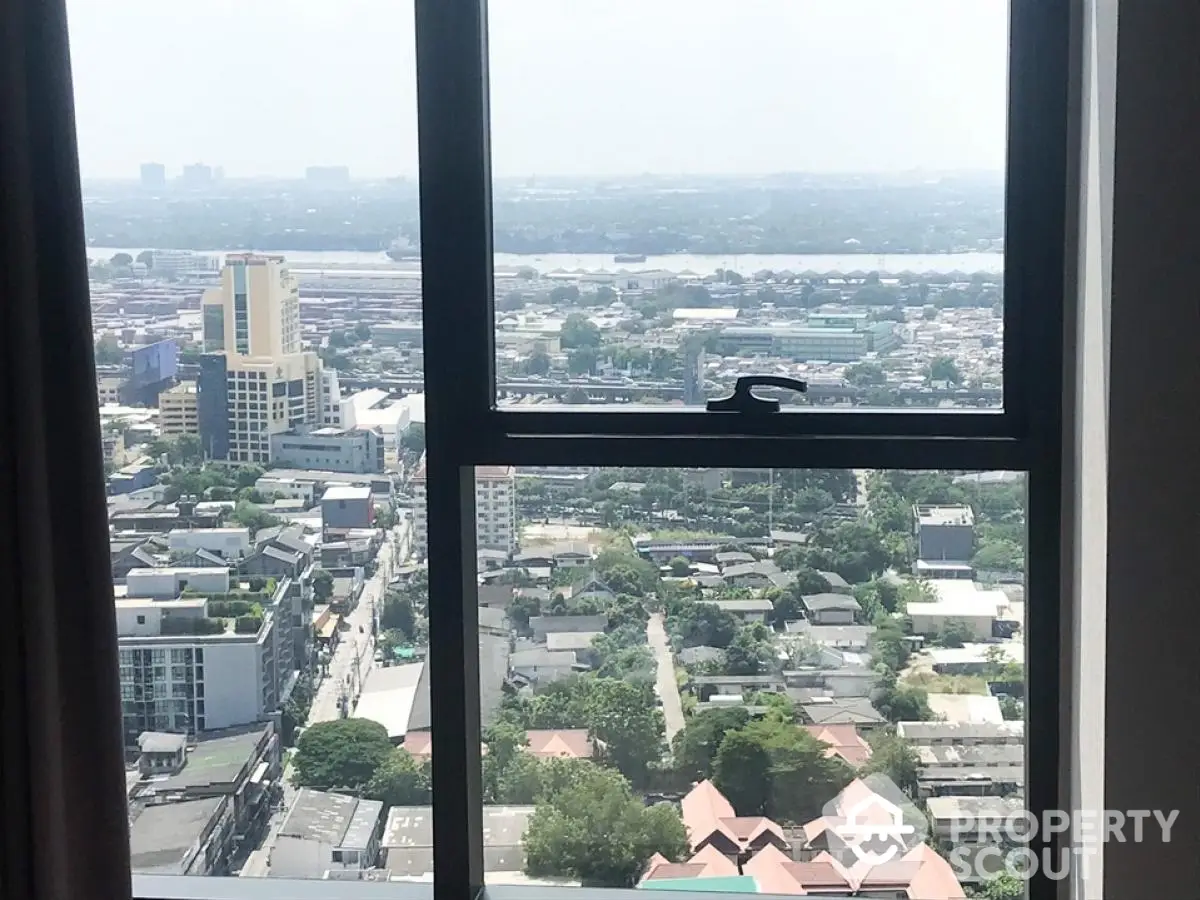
left=126, top=568, right=231, bottom=599
left=201, top=640, right=263, bottom=729
left=168, top=528, right=252, bottom=558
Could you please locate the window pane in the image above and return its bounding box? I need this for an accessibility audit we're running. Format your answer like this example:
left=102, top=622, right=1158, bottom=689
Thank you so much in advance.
left=69, top=0, right=428, bottom=884
left=489, top=1, right=1007, bottom=411
left=460, top=466, right=1027, bottom=892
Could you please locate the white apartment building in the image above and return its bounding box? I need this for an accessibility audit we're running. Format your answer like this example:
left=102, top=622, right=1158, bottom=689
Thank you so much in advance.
left=198, top=254, right=324, bottom=465
left=410, top=456, right=516, bottom=559
left=158, top=380, right=199, bottom=437
left=115, top=594, right=288, bottom=746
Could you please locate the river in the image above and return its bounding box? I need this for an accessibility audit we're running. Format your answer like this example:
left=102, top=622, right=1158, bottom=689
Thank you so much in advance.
left=86, top=246, right=1004, bottom=276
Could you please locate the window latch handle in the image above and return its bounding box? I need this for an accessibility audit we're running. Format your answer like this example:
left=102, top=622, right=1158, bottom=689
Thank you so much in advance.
left=705, top=375, right=808, bottom=413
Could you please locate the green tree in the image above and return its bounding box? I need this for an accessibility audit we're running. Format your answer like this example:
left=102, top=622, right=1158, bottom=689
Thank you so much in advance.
left=670, top=601, right=739, bottom=649
left=526, top=349, right=552, bottom=375
left=94, top=334, right=124, bottom=366
left=353, top=322, right=372, bottom=342
left=567, top=346, right=599, bottom=375
left=110, top=252, right=134, bottom=267
left=136, top=249, right=155, bottom=268
left=561, top=313, right=601, bottom=349
left=667, top=556, right=692, bottom=577
left=870, top=619, right=912, bottom=672
left=507, top=593, right=541, bottom=635
left=586, top=679, right=665, bottom=784
left=845, top=361, right=886, bottom=386
left=524, top=764, right=688, bottom=887
left=227, top=500, right=280, bottom=535
left=979, top=873, right=1025, bottom=900
left=549, top=284, right=582, bottom=304
left=497, top=290, right=526, bottom=311
left=862, top=731, right=921, bottom=796
left=563, top=386, right=590, bottom=404
left=365, top=749, right=432, bottom=807
left=871, top=669, right=933, bottom=722
left=671, top=707, right=750, bottom=781
left=312, top=568, right=334, bottom=603
left=934, top=619, right=975, bottom=648
left=375, top=505, right=398, bottom=529
left=929, top=356, right=963, bottom=384
left=724, top=623, right=774, bottom=676
left=481, top=720, right=530, bottom=801
left=712, top=728, right=774, bottom=815
left=380, top=591, right=417, bottom=638
left=293, top=719, right=394, bottom=792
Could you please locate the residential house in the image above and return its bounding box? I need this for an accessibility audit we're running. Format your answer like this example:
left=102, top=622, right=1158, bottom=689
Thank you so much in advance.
left=711, top=598, right=774, bottom=624
left=720, top=561, right=781, bottom=589
left=800, top=593, right=861, bottom=625
left=551, top=541, right=593, bottom=568
left=784, top=620, right=875, bottom=651
left=817, top=570, right=851, bottom=593
left=510, top=648, right=581, bottom=686
left=679, top=780, right=789, bottom=860
left=477, top=584, right=515, bottom=609
left=802, top=724, right=872, bottom=767
left=798, top=696, right=885, bottom=729
left=896, top=721, right=1024, bottom=746
left=557, top=574, right=617, bottom=605
left=265, top=789, right=384, bottom=878
left=529, top=614, right=608, bottom=642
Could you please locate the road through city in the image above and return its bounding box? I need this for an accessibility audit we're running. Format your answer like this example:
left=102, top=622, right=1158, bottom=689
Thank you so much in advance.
left=646, top=612, right=686, bottom=743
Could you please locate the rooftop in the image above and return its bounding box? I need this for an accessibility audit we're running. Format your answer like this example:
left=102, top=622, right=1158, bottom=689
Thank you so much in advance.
left=322, top=485, right=372, bottom=502
left=278, top=788, right=384, bottom=850
left=915, top=504, right=976, bottom=527
left=128, top=796, right=224, bottom=874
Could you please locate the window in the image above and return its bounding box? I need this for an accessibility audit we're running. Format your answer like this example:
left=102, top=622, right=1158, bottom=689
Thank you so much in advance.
left=412, top=0, right=1069, bottom=897
left=65, top=0, right=1072, bottom=897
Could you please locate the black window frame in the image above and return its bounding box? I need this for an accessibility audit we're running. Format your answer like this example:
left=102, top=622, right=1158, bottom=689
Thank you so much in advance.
left=415, top=3, right=1072, bottom=900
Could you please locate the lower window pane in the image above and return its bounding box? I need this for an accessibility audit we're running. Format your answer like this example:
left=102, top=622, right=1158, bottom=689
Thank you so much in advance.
left=456, top=466, right=1028, bottom=895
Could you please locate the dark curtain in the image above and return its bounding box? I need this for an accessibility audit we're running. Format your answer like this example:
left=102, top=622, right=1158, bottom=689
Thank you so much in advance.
left=0, top=1, right=133, bottom=899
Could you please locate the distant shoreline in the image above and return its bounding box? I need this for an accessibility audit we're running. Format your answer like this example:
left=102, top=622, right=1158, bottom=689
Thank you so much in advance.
left=86, top=247, right=1005, bottom=276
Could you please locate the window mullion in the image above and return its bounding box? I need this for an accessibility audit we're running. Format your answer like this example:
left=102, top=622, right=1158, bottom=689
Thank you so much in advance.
left=414, top=0, right=493, bottom=893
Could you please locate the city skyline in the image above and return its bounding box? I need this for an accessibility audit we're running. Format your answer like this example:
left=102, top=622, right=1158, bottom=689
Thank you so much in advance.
left=67, top=0, right=1009, bottom=179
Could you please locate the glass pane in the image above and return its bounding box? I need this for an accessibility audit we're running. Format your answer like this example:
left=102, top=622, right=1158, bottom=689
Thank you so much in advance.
left=461, top=466, right=1027, bottom=893
left=489, top=1, right=1008, bottom=411
left=69, top=0, right=429, bottom=884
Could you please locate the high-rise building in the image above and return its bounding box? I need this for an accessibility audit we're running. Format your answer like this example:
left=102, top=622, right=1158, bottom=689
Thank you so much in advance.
left=180, top=162, right=214, bottom=188
left=198, top=255, right=323, bottom=464
left=410, top=456, right=516, bottom=559
left=140, top=162, right=166, bottom=188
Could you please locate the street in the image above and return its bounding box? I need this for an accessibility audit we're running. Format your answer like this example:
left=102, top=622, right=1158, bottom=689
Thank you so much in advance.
left=646, top=612, right=686, bottom=742
left=307, top=521, right=407, bottom=725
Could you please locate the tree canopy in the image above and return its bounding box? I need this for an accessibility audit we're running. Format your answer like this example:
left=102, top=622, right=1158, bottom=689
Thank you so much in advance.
left=293, top=719, right=394, bottom=792
left=523, top=762, right=688, bottom=887
left=365, top=749, right=432, bottom=807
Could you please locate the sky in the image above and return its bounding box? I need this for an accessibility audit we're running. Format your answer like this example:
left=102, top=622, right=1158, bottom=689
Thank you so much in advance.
left=66, top=0, right=1009, bottom=179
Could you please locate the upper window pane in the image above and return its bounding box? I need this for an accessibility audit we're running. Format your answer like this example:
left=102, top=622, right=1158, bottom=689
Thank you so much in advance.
left=488, top=1, right=1008, bottom=411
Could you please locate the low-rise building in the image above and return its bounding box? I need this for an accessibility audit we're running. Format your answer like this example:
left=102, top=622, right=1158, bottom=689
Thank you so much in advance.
left=167, top=527, right=252, bottom=560
left=128, top=724, right=280, bottom=876
left=266, top=789, right=385, bottom=878
left=381, top=805, right=535, bottom=879
left=126, top=566, right=231, bottom=599
left=116, top=579, right=296, bottom=744
left=321, top=485, right=374, bottom=530
left=270, top=426, right=385, bottom=474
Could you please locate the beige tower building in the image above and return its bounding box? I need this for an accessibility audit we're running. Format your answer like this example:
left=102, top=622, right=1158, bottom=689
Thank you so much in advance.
left=198, top=254, right=323, bottom=465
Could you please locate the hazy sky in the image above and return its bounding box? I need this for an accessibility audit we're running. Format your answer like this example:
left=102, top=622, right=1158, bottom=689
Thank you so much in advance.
left=66, top=0, right=1009, bottom=179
